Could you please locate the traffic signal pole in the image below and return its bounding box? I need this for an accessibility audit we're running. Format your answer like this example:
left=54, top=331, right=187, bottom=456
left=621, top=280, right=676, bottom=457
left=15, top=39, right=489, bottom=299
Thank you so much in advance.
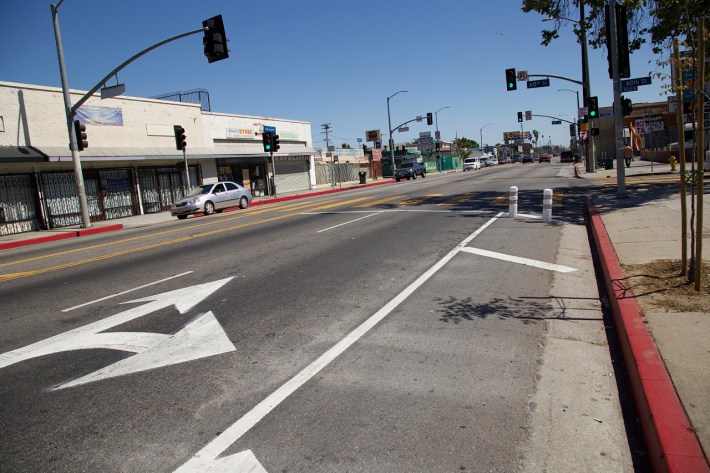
left=51, top=3, right=225, bottom=228
left=608, top=0, right=626, bottom=196
left=52, top=2, right=91, bottom=228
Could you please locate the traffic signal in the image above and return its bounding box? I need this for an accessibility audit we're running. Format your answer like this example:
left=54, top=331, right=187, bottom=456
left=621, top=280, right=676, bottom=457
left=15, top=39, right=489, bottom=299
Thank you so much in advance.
left=517, top=111, right=523, bottom=123
left=505, top=68, right=517, bottom=91
left=74, top=120, right=88, bottom=151
left=272, top=134, right=280, bottom=152
left=262, top=132, right=273, bottom=152
left=621, top=95, right=633, bottom=116
left=173, top=125, right=186, bottom=151
left=202, top=15, right=229, bottom=64
left=587, top=96, right=599, bottom=119
left=435, top=142, right=440, bottom=152
left=605, top=4, right=630, bottom=79
left=426, top=112, right=433, bottom=126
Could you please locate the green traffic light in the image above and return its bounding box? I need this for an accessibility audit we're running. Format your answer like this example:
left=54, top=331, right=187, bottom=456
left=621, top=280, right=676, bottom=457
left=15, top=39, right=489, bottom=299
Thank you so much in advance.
left=590, top=111, right=597, bottom=117
left=265, top=145, right=271, bottom=150
left=508, top=83, right=514, bottom=89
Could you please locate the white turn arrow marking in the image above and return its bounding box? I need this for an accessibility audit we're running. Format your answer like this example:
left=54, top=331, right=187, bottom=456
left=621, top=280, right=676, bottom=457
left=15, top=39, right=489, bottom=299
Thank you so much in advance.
left=186, top=449, right=267, bottom=473
left=0, top=278, right=236, bottom=389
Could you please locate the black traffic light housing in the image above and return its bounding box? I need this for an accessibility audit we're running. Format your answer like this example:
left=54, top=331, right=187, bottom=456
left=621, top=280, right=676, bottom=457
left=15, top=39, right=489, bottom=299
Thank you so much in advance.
left=262, top=132, right=273, bottom=152
left=506, top=68, right=517, bottom=91
left=435, top=142, right=440, bottom=152
left=587, top=96, right=599, bottom=119
left=173, top=125, right=186, bottom=151
left=605, top=4, right=630, bottom=79
left=271, top=134, right=280, bottom=152
left=621, top=95, right=633, bottom=116
left=426, top=113, right=433, bottom=126
left=203, top=15, right=229, bottom=64
left=517, top=111, right=523, bottom=123
left=74, top=119, right=88, bottom=151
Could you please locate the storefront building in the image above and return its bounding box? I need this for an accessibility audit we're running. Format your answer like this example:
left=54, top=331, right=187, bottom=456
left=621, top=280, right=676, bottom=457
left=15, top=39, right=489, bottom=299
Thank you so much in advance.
left=0, top=81, right=315, bottom=235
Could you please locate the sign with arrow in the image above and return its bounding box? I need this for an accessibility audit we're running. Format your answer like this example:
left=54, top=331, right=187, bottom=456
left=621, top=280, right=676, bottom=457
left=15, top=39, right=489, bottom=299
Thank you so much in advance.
left=0, top=278, right=236, bottom=390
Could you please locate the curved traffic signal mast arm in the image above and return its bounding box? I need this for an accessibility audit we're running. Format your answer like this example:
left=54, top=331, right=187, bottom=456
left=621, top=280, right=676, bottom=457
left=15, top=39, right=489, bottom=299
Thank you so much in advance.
left=70, top=26, right=210, bottom=116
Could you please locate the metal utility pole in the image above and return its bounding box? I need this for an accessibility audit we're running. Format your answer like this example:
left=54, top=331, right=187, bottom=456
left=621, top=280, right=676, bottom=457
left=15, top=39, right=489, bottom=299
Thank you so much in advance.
left=580, top=0, right=594, bottom=173
left=322, top=123, right=336, bottom=187
left=608, top=0, right=626, bottom=196
left=694, top=17, right=706, bottom=291
left=435, top=106, right=450, bottom=171
left=480, top=123, right=493, bottom=154
left=52, top=1, right=91, bottom=228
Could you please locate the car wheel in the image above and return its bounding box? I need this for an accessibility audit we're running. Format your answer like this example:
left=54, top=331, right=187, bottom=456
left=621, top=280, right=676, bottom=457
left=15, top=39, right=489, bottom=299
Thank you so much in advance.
left=177, top=215, right=188, bottom=220
left=421, top=172, right=426, bottom=178
left=396, top=178, right=400, bottom=182
left=204, top=201, right=215, bottom=215
left=412, top=174, right=417, bottom=179
left=239, top=196, right=249, bottom=209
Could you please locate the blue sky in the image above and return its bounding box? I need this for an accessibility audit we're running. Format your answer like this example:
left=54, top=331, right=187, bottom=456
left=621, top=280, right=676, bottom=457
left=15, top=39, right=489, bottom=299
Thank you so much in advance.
left=1, top=0, right=670, bottom=149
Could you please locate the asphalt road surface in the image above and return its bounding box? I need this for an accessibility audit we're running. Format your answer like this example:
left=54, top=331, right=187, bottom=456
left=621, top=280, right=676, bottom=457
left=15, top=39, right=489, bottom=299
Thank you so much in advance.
left=0, top=164, right=636, bottom=472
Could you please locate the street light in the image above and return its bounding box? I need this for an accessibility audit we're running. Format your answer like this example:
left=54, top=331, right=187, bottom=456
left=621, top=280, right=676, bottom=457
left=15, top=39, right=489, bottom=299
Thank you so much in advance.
left=387, top=90, right=408, bottom=176
left=559, top=89, right=580, bottom=151
left=480, top=123, right=493, bottom=153
left=435, top=106, right=450, bottom=172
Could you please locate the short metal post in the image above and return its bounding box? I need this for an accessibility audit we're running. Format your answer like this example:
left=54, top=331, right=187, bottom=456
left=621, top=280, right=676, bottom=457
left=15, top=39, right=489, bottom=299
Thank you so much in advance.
left=509, top=186, right=518, bottom=217
left=542, top=188, right=553, bottom=223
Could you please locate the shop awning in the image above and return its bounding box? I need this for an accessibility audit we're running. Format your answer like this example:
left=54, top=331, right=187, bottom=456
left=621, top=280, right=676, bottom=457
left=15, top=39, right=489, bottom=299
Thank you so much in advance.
left=36, top=143, right=317, bottom=162
left=0, top=146, right=48, bottom=163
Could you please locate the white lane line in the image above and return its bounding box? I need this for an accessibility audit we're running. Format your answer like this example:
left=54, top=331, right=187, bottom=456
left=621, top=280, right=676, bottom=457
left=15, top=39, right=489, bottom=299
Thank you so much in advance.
left=61, top=271, right=194, bottom=312
left=460, top=247, right=577, bottom=273
left=317, top=212, right=383, bottom=233
left=303, top=209, right=492, bottom=215
left=513, top=212, right=542, bottom=220
left=174, top=212, right=504, bottom=472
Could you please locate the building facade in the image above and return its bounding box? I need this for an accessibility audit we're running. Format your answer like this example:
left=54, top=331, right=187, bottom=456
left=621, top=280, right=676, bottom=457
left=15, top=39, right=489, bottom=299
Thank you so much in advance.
left=0, top=81, right=315, bottom=235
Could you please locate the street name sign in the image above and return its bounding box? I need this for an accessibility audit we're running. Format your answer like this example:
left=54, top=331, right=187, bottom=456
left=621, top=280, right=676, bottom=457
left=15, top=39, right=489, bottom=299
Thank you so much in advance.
left=263, top=125, right=276, bottom=134
left=527, top=78, right=550, bottom=89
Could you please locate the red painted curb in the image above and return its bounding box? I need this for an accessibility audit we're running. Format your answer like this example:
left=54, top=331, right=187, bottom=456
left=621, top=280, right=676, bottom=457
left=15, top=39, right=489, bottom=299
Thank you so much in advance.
left=0, top=224, right=124, bottom=251
left=588, top=202, right=709, bottom=473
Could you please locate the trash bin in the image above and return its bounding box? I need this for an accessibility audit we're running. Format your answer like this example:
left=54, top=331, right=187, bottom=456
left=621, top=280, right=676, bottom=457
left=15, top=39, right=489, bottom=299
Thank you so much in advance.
left=605, top=157, right=614, bottom=170
left=358, top=171, right=367, bottom=184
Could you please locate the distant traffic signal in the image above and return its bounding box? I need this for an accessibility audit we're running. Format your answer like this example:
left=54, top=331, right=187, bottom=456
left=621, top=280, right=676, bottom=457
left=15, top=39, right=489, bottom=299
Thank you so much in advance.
left=587, top=96, right=599, bottom=119
left=173, top=125, right=186, bottom=151
left=202, top=15, right=229, bottom=63
left=426, top=112, right=433, bottom=126
left=506, top=68, right=517, bottom=91
left=262, top=132, right=273, bottom=152
left=517, top=111, right=523, bottom=123
left=621, top=95, right=633, bottom=116
left=74, top=120, right=88, bottom=151
left=272, top=134, right=280, bottom=152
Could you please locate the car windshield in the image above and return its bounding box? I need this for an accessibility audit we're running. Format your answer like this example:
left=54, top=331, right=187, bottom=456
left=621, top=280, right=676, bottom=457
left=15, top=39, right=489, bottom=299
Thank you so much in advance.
left=186, top=184, right=213, bottom=197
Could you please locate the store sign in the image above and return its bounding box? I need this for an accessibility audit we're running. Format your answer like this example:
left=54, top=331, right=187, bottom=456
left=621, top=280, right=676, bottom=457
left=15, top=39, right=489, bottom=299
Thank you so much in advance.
left=226, top=128, right=254, bottom=139
left=365, top=129, right=381, bottom=142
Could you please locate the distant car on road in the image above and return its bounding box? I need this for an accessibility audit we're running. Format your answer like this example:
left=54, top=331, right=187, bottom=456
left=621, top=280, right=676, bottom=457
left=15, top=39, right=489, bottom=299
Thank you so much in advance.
left=560, top=151, right=576, bottom=163
left=489, top=157, right=499, bottom=165
left=170, top=181, right=253, bottom=219
left=395, top=161, right=426, bottom=181
left=480, top=156, right=491, bottom=167
left=512, top=154, right=522, bottom=163
left=463, top=157, right=481, bottom=171
left=522, top=155, right=534, bottom=163
left=500, top=156, right=512, bottom=164
left=539, top=154, right=551, bottom=163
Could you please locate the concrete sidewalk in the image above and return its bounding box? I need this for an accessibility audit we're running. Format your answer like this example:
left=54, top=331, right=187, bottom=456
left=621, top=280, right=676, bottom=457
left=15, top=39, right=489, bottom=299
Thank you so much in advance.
left=583, top=159, right=710, bottom=472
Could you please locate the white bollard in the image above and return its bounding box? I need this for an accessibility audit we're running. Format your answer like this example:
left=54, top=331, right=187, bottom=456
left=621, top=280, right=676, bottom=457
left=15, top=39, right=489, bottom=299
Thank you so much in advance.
left=542, top=188, right=553, bottom=223
left=509, top=186, right=518, bottom=217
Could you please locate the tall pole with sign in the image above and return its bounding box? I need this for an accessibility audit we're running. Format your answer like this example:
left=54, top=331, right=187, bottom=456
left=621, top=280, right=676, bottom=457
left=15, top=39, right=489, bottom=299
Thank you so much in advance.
left=608, top=0, right=626, bottom=195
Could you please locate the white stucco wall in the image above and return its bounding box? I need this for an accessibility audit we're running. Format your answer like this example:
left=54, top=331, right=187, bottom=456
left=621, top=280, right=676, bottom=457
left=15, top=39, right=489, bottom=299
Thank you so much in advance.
left=0, top=81, right=313, bottom=152
left=0, top=81, right=203, bottom=150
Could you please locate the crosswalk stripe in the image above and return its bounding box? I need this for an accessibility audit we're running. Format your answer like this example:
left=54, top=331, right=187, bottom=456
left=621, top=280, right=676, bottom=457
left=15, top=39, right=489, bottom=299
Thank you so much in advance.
left=354, top=195, right=406, bottom=208
left=399, top=194, right=443, bottom=206
left=309, top=197, right=372, bottom=211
